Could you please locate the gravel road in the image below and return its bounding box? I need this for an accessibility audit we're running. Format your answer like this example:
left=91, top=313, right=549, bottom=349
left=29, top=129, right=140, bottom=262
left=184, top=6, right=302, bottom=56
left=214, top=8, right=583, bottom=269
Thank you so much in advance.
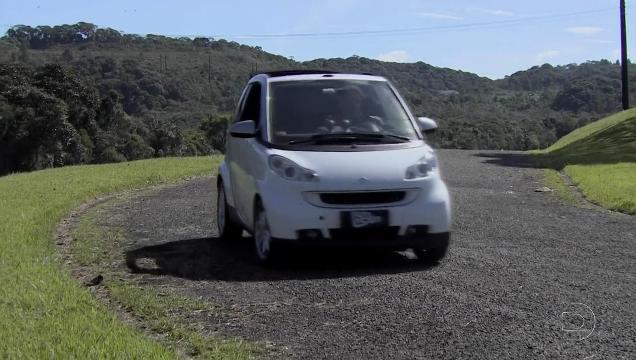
left=107, top=150, right=635, bottom=359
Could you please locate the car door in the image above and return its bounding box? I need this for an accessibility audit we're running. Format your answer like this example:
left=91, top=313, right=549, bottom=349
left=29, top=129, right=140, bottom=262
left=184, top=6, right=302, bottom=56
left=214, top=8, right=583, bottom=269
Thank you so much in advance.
left=228, top=83, right=262, bottom=225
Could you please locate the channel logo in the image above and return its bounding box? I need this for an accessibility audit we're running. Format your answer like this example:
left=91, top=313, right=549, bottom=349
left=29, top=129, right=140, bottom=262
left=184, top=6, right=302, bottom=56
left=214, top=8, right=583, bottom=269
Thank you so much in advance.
left=560, top=303, right=596, bottom=341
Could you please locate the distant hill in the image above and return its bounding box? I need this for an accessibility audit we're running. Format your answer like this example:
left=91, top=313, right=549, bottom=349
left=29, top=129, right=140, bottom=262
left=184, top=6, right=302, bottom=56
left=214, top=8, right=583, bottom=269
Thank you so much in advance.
left=0, top=22, right=634, bottom=174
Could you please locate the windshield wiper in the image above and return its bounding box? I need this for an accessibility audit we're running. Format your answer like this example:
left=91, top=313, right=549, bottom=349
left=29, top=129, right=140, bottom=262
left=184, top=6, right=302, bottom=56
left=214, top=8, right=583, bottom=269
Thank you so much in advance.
left=288, top=133, right=410, bottom=145
left=375, top=133, right=411, bottom=142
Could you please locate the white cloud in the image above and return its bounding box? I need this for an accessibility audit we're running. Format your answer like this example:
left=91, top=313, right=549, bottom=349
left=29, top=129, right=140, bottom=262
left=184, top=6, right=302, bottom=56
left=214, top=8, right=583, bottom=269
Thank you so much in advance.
left=535, top=50, right=560, bottom=62
left=377, top=50, right=410, bottom=63
left=482, top=9, right=514, bottom=16
left=566, top=26, right=603, bottom=35
left=413, top=12, right=464, bottom=20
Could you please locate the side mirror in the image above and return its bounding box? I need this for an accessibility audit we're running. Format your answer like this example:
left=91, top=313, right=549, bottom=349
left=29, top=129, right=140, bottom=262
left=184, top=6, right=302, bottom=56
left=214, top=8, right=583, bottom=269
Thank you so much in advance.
left=229, top=120, right=256, bottom=138
left=417, top=117, right=438, bottom=134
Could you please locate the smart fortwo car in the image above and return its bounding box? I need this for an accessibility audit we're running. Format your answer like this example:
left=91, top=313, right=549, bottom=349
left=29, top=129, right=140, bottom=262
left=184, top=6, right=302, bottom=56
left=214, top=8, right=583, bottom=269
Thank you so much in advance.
left=216, top=70, right=451, bottom=264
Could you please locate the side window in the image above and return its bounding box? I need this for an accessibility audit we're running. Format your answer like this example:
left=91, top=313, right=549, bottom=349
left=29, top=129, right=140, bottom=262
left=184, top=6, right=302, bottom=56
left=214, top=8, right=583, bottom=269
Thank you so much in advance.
left=233, top=85, right=250, bottom=123
left=239, top=83, right=261, bottom=124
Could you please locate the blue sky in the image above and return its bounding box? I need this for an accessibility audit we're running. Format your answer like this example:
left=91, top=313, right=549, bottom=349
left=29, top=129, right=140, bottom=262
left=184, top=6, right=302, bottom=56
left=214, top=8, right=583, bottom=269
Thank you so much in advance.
left=0, top=0, right=633, bottom=79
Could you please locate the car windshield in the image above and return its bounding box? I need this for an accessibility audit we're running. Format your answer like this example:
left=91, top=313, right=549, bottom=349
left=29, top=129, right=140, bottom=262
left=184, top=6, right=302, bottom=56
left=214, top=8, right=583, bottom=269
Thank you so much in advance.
left=268, top=79, right=418, bottom=145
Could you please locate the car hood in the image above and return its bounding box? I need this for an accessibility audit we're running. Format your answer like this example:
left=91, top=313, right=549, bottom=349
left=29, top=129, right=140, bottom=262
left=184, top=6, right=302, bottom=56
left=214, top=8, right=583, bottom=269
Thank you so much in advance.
left=272, top=144, right=435, bottom=190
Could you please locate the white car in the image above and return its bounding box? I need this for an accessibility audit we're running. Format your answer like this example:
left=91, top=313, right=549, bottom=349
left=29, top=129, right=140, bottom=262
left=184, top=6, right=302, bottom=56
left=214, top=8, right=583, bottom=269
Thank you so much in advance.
left=217, top=70, right=451, bottom=264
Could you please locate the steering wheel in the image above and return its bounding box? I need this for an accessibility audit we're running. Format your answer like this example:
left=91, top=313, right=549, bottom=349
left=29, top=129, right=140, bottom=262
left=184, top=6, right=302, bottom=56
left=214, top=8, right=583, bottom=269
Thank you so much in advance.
left=319, top=115, right=384, bottom=133
left=347, top=116, right=384, bottom=133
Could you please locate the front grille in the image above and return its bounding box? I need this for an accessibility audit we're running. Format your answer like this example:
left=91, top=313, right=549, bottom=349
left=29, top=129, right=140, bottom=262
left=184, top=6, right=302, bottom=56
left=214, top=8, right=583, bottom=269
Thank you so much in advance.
left=329, top=226, right=400, bottom=241
left=320, top=191, right=406, bottom=205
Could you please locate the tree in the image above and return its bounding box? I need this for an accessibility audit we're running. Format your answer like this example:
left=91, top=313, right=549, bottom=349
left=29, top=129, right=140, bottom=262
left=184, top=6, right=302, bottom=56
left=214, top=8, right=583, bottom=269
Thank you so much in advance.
left=61, top=49, right=74, bottom=62
left=552, top=80, right=599, bottom=112
left=193, top=37, right=210, bottom=47
left=18, top=42, right=29, bottom=62
left=200, top=114, right=230, bottom=152
left=1, top=85, right=83, bottom=171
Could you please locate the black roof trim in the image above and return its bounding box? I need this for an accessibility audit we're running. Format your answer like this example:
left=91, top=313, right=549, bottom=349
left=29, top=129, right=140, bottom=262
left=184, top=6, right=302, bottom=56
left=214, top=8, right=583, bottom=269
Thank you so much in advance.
left=250, top=69, right=378, bottom=79
left=257, top=70, right=341, bottom=77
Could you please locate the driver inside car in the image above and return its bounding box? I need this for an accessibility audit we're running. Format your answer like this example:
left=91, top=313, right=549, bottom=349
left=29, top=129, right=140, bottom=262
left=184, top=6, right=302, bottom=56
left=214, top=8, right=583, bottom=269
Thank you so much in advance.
left=318, top=86, right=384, bottom=134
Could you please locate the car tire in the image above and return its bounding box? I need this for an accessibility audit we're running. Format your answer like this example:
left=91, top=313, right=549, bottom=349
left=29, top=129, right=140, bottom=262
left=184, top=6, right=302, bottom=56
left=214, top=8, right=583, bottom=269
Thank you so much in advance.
left=253, top=200, right=279, bottom=265
left=217, top=182, right=242, bottom=240
left=414, top=234, right=450, bottom=263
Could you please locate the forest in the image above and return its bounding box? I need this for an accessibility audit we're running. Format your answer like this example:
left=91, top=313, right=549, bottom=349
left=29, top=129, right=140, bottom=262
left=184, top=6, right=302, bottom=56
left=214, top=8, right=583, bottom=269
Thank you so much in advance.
left=1, top=22, right=634, bottom=174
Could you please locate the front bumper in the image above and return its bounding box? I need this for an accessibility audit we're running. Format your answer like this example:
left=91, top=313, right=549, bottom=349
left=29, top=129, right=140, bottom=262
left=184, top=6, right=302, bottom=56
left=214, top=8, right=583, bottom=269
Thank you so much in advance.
left=258, top=174, right=451, bottom=244
left=281, top=229, right=450, bottom=250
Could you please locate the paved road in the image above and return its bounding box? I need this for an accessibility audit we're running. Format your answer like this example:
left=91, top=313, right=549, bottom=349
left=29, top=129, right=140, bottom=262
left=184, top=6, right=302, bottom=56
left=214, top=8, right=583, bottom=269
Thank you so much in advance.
left=110, top=150, right=635, bottom=359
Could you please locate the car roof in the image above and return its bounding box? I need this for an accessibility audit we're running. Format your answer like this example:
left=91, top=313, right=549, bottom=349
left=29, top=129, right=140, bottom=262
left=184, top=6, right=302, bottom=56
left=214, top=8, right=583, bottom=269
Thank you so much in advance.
left=250, top=70, right=387, bottom=83
left=261, top=70, right=342, bottom=77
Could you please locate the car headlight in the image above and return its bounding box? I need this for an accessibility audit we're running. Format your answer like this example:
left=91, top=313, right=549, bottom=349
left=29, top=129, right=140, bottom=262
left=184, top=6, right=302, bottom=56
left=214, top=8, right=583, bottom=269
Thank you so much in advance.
left=268, top=155, right=319, bottom=182
left=405, top=152, right=438, bottom=180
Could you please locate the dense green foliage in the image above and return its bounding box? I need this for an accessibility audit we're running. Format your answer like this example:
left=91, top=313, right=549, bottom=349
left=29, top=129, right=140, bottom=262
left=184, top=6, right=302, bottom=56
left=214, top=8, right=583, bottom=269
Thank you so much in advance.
left=0, top=61, right=228, bottom=174
left=1, top=22, right=634, bottom=174
left=536, top=108, right=636, bottom=214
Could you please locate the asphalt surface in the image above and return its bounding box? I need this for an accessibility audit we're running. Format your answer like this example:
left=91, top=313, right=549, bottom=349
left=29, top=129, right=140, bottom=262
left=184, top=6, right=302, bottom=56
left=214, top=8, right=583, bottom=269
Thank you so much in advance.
left=107, top=150, right=635, bottom=359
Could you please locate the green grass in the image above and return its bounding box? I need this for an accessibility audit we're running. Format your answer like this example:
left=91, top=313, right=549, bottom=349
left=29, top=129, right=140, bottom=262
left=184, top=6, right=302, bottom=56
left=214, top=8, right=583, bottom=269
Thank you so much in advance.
left=0, top=156, right=241, bottom=358
left=108, top=283, right=256, bottom=359
left=543, top=169, right=576, bottom=204
left=564, top=163, right=636, bottom=215
left=535, top=108, right=636, bottom=214
left=72, top=198, right=258, bottom=359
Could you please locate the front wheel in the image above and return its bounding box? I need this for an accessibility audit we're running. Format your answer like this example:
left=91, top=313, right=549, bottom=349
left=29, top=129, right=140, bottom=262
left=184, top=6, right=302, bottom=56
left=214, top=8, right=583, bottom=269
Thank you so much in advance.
left=253, top=201, right=279, bottom=265
left=217, top=182, right=242, bottom=240
left=413, top=234, right=450, bottom=263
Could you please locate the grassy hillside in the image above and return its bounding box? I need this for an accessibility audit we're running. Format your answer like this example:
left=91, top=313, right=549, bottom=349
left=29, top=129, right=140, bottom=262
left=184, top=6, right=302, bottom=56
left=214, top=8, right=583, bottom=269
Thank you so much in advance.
left=537, top=108, right=636, bottom=214
left=0, top=156, right=254, bottom=358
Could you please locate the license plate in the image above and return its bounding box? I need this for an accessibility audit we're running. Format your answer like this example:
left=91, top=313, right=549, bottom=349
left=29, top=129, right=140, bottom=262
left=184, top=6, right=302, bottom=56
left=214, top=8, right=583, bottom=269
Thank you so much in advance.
left=342, top=210, right=389, bottom=228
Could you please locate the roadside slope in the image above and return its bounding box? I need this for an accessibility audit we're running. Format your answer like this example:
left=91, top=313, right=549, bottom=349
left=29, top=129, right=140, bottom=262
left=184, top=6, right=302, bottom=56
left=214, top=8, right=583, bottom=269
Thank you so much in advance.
left=536, top=108, right=636, bottom=214
left=0, top=157, right=230, bottom=358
